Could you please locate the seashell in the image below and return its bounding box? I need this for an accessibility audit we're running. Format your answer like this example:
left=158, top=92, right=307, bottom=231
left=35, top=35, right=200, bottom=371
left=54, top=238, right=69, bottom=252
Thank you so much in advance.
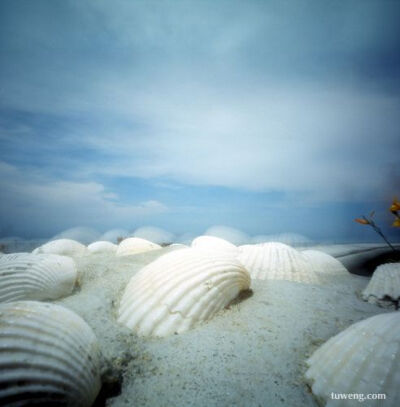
left=0, top=301, right=101, bottom=406
left=191, top=235, right=239, bottom=257
left=203, top=225, right=249, bottom=245
left=305, top=312, right=400, bottom=407
left=164, top=243, right=189, bottom=253
left=0, top=253, right=77, bottom=303
left=116, top=237, right=161, bottom=257
left=362, top=262, right=400, bottom=303
left=52, top=227, right=100, bottom=245
left=302, top=249, right=349, bottom=276
left=32, top=239, right=87, bottom=256
left=87, top=241, right=118, bottom=254
left=238, top=242, right=320, bottom=284
left=100, top=228, right=129, bottom=243
left=118, top=248, right=251, bottom=337
left=251, top=232, right=312, bottom=247
left=169, top=243, right=188, bottom=249
left=133, top=226, right=175, bottom=245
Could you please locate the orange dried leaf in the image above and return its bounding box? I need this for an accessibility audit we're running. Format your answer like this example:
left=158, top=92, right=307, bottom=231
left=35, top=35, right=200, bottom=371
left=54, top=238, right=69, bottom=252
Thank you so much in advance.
left=355, top=218, right=369, bottom=225
left=393, top=218, right=400, bottom=228
left=390, top=197, right=400, bottom=212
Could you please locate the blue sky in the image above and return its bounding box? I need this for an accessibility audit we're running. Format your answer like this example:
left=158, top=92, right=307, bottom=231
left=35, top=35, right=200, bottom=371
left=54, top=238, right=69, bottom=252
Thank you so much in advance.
left=0, top=0, right=399, bottom=242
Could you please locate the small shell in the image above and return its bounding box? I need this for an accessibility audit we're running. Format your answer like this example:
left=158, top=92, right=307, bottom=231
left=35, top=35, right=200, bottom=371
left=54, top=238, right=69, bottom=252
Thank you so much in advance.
left=169, top=243, right=188, bottom=249
left=118, top=248, right=251, bottom=337
left=238, top=242, right=320, bottom=284
left=32, top=239, right=87, bottom=256
left=362, top=263, right=400, bottom=302
left=302, top=249, right=349, bottom=276
left=305, top=312, right=400, bottom=407
left=87, top=241, right=118, bottom=254
left=116, top=237, right=161, bottom=257
left=165, top=243, right=189, bottom=252
left=0, top=301, right=101, bottom=406
left=191, top=235, right=239, bottom=257
left=0, top=253, right=77, bottom=303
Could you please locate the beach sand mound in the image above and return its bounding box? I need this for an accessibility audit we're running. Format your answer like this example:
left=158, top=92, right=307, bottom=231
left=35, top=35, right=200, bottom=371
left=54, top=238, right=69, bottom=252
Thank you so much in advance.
left=40, top=245, right=392, bottom=407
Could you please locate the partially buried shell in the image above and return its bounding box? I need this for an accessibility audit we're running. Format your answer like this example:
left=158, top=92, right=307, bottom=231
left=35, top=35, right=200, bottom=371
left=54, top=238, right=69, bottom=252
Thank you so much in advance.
left=305, top=312, right=400, bottom=407
left=191, top=235, right=239, bottom=257
left=362, top=262, right=400, bottom=304
left=302, top=249, right=349, bottom=276
left=0, top=301, right=101, bottom=406
left=32, top=239, right=87, bottom=256
left=116, top=237, right=161, bottom=256
left=0, top=253, right=77, bottom=303
left=238, top=242, right=320, bottom=284
left=87, top=241, right=118, bottom=254
left=118, top=248, right=251, bottom=337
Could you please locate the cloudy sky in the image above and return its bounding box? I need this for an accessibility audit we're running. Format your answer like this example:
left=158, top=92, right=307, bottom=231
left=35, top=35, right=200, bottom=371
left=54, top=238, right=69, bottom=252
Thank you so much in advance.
left=0, top=0, right=399, bottom=242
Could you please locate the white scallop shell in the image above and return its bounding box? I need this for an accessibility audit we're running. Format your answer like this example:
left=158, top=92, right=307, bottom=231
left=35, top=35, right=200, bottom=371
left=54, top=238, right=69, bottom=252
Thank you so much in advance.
left=165, top=243, right=189, bottom=252
left=87, top=241, right=118, bottom=254
left=32, top=238, right=87, bottom=256
left=118, top=248, right=251, bottom=337
left=302, top=249, right=349, bottom=276
left=238, top=242, right=320, bottom=284
left=0, top=253, right=77, bottom=303
left=191, top=235, right=239, bottom=257
left=305, top=312, right=400, bottom=407
left=116, top=237, right=161, bottom=257
left=0, top=301, right=101, bottom=406
left=169, top=243, right=188, bottom=249
left=362, top=263, right=400, bottom=302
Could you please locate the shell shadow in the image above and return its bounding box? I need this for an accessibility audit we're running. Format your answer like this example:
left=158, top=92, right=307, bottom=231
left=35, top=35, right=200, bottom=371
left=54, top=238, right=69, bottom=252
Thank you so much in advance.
left=227, top=288, right=254, bottom=307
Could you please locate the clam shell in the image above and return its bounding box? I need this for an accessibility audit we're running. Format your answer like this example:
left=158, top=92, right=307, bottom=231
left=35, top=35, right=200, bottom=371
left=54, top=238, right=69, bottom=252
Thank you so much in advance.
left=302, top=249, right=349, bottom=276
left=305, top=312, right=400, bottom=407
left=116, top=237, right=161, bottom=257
left=362, top=263, right=400, bottom=302
left=169, top=243, right=188, bottom=249
left=32, top=239, right=87, bottom=256
left=118, top=248, right=251, bottom=337
left=238, top=242, right=320, bottom=284
left=191, top=235, right=239, bottom=257
left=0, top=301, right=101, bottom=406
left=0, top=253, right=77, bottom=303
left=87, top=241, right=118, bottom=254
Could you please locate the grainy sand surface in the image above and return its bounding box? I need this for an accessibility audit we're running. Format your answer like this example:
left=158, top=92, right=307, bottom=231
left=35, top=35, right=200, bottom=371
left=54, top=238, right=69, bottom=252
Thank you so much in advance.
left=51, top=245, right=391, bottom=407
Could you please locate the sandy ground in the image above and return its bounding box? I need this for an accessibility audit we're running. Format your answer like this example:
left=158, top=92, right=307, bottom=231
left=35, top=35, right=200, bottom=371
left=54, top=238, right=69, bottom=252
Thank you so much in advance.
left=50, top=245, right=393, bottom=407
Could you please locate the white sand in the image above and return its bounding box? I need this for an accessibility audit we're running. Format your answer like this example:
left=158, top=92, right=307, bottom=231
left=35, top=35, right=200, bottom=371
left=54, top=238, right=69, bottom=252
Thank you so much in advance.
left=50, top=245, right=391, bottom=407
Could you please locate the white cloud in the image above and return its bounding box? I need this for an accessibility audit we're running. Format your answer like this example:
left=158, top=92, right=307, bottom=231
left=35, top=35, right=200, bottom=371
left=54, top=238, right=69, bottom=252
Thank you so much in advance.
left=0, top=161, right=168, bottom=237
left=65, top=83, right=398, bottom=203
left=1, top=0, right=399, bottom=209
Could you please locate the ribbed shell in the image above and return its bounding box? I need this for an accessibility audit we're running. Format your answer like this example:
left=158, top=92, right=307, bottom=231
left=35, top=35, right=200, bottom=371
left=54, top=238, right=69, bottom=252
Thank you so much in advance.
left=0, top=301, right=101, bottom=406
left=116, top=237, right=161, bottom=257
left=87, top=241, right=118, bottom=254
left=362, top=263, right=400, bottom=301
left=305, top=312, right=400, bottom=407
left=118, top=248, right=251, bottom=337
left=302, top=249, right=349, bottom=276
left=32, top=239, right=87, bottom=257
left=238, top=242, right=320, bottom=284
left=191, top=236, right=239, bottom=257
left=0, top=253, right=77, bottom=303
